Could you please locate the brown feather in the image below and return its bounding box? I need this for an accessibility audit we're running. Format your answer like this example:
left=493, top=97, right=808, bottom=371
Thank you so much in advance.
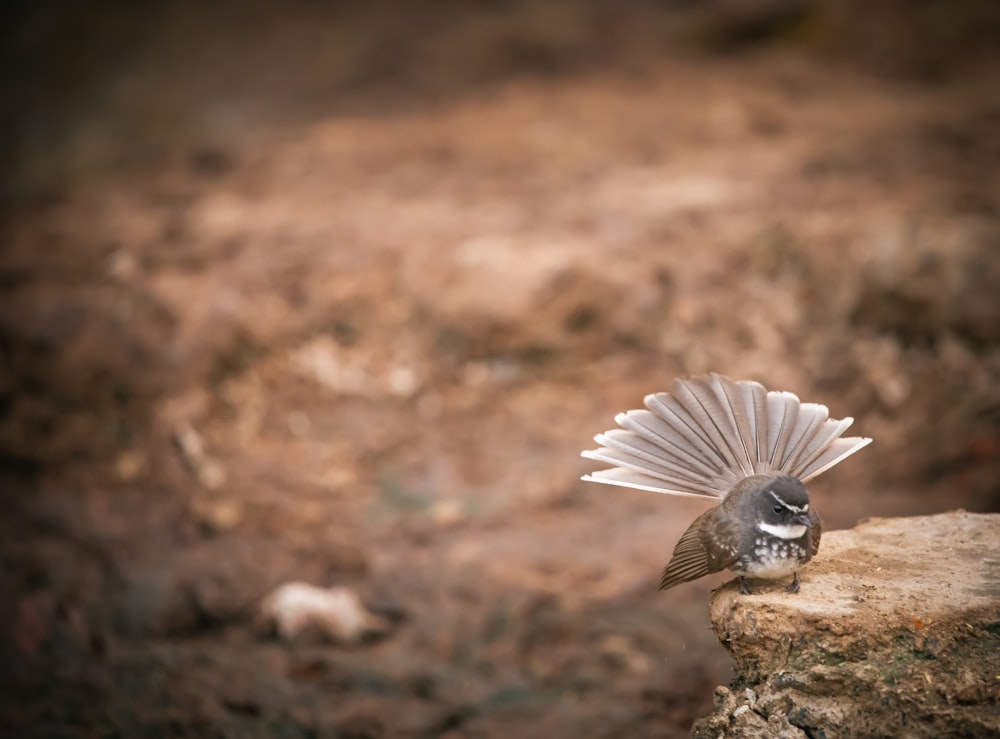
left=808, top=509, right=822, bottom=558
left=658, top=507, right=739, bottom=590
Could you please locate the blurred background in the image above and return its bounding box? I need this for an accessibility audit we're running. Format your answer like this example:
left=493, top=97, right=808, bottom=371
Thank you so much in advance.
left=1, top=0, right=998, bottom=736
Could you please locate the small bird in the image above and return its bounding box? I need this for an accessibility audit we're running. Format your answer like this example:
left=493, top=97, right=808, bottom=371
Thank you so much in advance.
left=581, top=374, right=872, bottom=594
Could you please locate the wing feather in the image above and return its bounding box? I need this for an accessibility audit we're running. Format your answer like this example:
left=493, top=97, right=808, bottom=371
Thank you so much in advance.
left=659, top=509, right=739, bottom=590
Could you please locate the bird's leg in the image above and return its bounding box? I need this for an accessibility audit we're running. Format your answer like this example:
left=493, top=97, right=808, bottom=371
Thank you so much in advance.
left=738, top=577, right=752, bottom=595
left=785, top=572, right=800, bottom=594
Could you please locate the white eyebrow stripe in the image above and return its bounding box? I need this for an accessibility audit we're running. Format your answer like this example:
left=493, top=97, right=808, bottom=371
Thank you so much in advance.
left=768, top=489, right=805, bottom=513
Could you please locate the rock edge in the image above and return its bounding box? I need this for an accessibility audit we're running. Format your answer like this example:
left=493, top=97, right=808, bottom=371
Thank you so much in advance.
left=692, top=512, right=1000, bottom=738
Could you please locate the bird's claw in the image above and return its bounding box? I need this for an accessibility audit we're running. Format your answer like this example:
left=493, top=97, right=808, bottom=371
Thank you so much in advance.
left=785, top=573, right=801, bottom=594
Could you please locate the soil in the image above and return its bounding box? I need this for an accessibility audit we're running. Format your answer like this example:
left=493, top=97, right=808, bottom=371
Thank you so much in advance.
left=1, top=2, right=999, bottom=737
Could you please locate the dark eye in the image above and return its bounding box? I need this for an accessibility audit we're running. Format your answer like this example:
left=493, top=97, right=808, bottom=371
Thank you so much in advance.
left=772, top=505, right=783, bottom=514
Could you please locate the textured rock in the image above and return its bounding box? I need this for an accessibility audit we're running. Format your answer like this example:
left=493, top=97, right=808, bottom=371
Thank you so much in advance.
left=693, top=512, right=1000, bottom=739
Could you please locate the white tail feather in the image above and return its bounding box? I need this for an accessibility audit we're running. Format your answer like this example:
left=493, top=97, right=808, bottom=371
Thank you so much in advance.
left=581, top=374, right=872, bottom=499
left=581, top=468, right=722, bottom=499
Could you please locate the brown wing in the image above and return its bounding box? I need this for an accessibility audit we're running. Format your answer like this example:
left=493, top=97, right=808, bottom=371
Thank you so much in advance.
left=659, top=509, right=739, bottom=591
left=808, top=509, right=822, bottom=557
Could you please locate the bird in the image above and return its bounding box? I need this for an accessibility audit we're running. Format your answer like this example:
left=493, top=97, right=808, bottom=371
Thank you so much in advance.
left=581, top=373, right=872, bottom=594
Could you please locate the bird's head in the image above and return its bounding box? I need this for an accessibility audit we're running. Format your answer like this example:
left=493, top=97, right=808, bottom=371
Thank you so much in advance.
left=754, top=474, right=812, bottom=536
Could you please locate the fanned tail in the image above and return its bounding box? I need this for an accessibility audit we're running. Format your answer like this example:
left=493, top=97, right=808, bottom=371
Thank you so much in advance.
left=581, top=373, right=872, bottom=499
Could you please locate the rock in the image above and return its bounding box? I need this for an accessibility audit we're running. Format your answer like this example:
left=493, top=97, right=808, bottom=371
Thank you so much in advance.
left=693, top=512, right=1000, bottom=739
left=258, top=582, right=393, bottom=644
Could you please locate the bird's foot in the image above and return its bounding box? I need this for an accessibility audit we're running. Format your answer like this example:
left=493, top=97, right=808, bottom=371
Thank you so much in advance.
left=785, top=572, right=801, bottom=594
left=738, top=576, right=752, bottom=595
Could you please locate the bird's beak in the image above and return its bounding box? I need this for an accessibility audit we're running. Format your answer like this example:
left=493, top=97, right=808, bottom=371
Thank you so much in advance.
left=794, top=513, right=811, bottom=527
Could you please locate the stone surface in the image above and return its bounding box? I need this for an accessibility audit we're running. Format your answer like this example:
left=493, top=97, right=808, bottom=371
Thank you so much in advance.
left=694, top=512, right=1000, bottom=739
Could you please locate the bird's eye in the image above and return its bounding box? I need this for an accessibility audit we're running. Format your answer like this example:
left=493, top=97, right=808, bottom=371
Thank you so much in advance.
left=772, top=505, right=783, bottom=514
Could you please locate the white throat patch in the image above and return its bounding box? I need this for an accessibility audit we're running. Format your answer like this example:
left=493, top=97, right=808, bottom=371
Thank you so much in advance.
left=758, top=522, right=808, bottom=539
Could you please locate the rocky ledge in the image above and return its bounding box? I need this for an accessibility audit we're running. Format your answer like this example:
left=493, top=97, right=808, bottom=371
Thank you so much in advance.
left=693, top=512, right=1000, bottom=739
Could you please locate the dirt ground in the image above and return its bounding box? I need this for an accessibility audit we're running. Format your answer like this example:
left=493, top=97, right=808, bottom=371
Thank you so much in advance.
left=2, top=2, right=999, bottom=737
